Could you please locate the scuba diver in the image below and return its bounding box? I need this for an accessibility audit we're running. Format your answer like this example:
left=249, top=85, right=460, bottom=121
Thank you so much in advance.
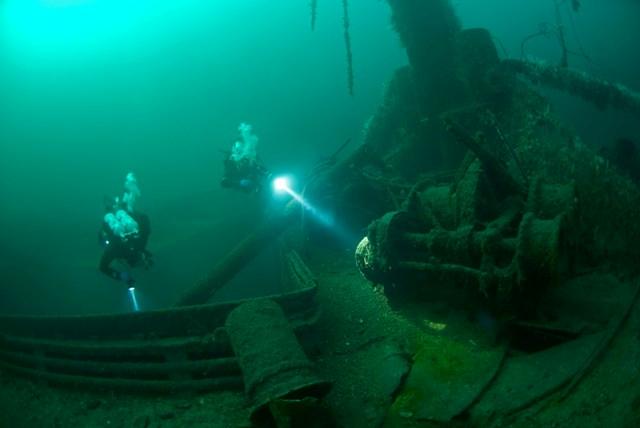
left=98, top=173, right=153, bottom=286
left=220, top=123, right=272, bottom=193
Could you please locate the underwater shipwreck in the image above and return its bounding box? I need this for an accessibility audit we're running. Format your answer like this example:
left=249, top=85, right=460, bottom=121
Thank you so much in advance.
left=2, top=1, right=640, bottom=427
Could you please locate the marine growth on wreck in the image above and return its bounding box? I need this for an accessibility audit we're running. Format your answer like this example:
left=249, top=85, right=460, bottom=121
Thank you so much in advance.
left=1, top=1, right=640, bottom=427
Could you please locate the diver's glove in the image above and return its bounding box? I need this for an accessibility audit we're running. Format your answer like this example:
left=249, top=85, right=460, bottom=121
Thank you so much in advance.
left=119, top=271, right=136, bottom=286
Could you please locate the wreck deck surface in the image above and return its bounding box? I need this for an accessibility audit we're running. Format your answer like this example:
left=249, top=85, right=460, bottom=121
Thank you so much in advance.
left=1, top=250, right=639, bottom=427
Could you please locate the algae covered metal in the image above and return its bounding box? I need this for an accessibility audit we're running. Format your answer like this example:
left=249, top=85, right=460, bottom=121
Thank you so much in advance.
left=0, top=251, right=319, bottom=393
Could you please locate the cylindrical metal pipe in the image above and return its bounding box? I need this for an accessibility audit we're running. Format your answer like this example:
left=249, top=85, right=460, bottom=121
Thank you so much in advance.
left=176, top=202, right=299, bottom=307
left=225, top=299, right=331, bottom=424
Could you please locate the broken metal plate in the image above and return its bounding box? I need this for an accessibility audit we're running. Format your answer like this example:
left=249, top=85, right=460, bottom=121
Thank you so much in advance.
left=387, top=335, right=506, bottom=423
left=469, top=332, right=604, bottom=420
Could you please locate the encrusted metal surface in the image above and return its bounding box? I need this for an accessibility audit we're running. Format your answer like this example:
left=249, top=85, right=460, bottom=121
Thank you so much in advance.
left=0, top=251, right=319, bottom=393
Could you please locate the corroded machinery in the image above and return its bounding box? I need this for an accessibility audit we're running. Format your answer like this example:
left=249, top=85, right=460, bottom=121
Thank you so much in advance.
left=356, top=160, right=577, bottom=314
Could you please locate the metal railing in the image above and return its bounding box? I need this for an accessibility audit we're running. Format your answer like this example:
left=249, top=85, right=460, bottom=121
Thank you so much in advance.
left=0, top=251, right=319, bottom=393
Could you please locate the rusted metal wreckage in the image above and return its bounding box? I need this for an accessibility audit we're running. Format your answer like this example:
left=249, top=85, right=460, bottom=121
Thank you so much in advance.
left=355, top=159, right=576, bottom=316
left=2, top=20, right=640, bottom=426
left=0, top=203, right=322, bottom=410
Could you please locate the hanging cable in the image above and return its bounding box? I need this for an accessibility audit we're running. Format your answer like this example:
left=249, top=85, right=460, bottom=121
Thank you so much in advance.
left=342, top=0, right=354, bottom=96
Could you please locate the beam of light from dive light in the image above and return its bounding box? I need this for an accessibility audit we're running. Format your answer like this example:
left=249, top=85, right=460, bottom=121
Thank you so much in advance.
left=273, top=176, right=290, bottom=193
left=272, top=175, right=312, bottom=210
left=272, top=175, right=333, bottom=226
left=128, top=286, right=140, bottom=312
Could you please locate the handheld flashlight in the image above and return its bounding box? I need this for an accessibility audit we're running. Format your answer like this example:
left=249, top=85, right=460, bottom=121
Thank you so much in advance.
left=273, top=176, right=291, bottom=194
left=128, top=287, right=140, bottom=312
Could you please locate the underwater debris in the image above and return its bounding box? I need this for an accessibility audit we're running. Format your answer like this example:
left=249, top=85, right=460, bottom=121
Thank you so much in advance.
left=470, top=331, right=605, bottom=419
left=225, top=299, right=332, bottom=425
left=571, top=0, right=581, bottom=13
left=387, top=0, right=461, bottom=112
left=355, top=161, right=575, bottom=315
left=553, top=0, right=569, bottom=68
left=520, top=0, right=591, bottom=68
left=342, top=0, right=354, bottom=96
left=486, top=111, right=530, bottom=186
left=306, top=0, right=353, bottom=95
left=503, top=59, right=640, bottom=116
left=386, top=337, right=505, bottom=424
left=600, top=138, right=640, bottom=183
left=556, top=282, right=640, bottom=403
left=0, top=249, right=321, bottom=393
left=310, top=0, right=318, bottom=31
left=443, top=117, right=525, bottom=197
left=175, top=201, right=300, bottom=306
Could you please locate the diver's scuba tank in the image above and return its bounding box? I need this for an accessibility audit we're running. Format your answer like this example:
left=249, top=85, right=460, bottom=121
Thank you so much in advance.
left=101, top=209, right=140, bottom=246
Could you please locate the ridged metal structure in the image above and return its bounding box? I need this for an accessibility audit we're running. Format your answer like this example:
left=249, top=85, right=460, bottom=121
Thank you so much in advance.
left=0, top=251, right=319, bottom=393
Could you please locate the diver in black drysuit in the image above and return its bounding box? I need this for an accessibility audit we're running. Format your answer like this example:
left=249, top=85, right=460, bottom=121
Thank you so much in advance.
left=220, top=154, right=271, bottom=193
left=99, top=211, right=153, bottom=286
